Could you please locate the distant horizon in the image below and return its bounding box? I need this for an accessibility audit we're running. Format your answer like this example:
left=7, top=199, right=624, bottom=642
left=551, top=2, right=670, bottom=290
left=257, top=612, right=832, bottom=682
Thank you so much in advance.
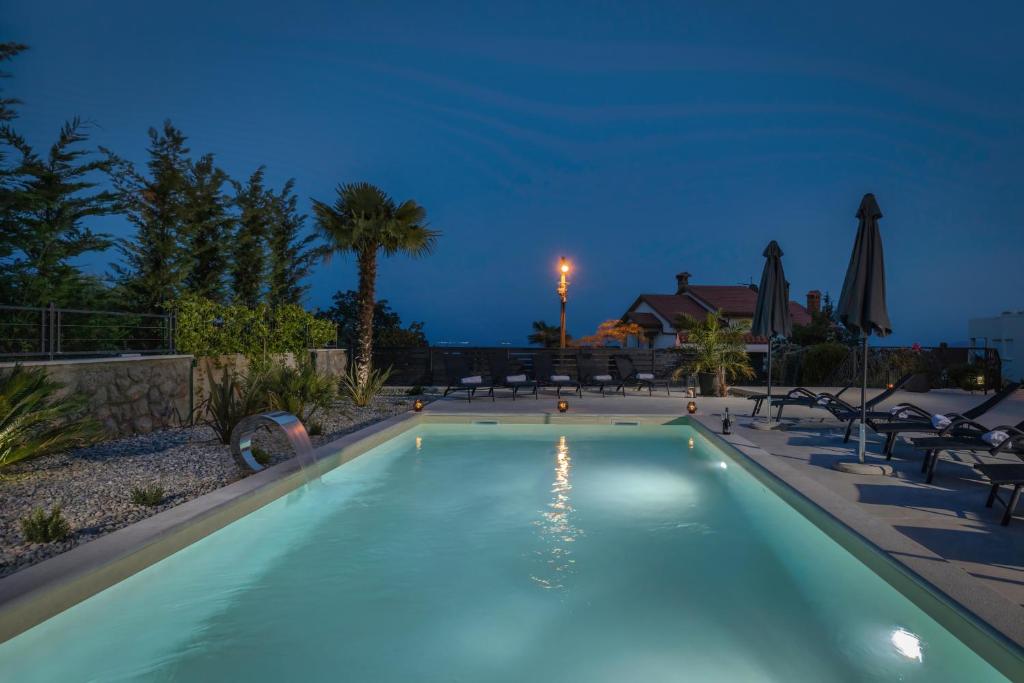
left=6, top=1, right=1023, bottom=347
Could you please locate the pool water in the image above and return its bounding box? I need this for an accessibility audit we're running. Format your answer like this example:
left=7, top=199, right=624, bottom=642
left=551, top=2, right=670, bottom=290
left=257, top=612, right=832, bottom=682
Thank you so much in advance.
left=0, top=424, right=1009, bottom=681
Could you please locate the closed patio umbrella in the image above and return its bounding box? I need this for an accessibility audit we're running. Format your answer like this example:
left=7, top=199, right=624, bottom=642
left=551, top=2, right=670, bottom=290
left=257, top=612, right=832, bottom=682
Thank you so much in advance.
left=751, top=240, right=793, bottom=427
left=837, top=193, right=892, bottom=462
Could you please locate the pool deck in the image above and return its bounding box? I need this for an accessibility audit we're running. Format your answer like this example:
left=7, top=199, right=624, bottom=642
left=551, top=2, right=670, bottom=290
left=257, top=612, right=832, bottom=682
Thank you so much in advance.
left=424, top=386, right=1024, bottom=620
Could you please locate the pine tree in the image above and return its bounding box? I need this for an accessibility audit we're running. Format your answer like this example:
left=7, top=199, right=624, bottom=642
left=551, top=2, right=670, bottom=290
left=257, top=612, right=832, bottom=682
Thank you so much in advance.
left=182, top=154, right=232, bottom=302
left=266, top=179, right=318, bottom=306
left=109, top=121, right=190, bottom=311
left=0, top=119, right=116, bottom=306
left=230, top=167, right=269, bottom=307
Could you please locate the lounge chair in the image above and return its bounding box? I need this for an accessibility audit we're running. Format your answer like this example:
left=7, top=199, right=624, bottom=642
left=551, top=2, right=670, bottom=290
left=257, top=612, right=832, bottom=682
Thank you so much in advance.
left=872, top=382, right=1020, bottom=458
left=749, top=385, right=851, bottom=417
left=912, top=418, right=1024, bottom=483
left=613, top=354, right=671, bottom=396
left=533, top=352, right=582, bottom=397
left=441, top=353, right=494, bottom=402
left=808, top=374, right=913, bottom=441
left=487, top=350, right=538, bottom=400
left=579, top=356, right=625, bottom=397
left=975, top=461, right=1024, bottom=526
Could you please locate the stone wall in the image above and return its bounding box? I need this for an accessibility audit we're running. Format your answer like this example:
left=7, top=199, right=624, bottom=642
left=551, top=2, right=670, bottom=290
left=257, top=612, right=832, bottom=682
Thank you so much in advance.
left=1, top=355, right=193, bottom=437
left=2, top=349, right=347, bottom=439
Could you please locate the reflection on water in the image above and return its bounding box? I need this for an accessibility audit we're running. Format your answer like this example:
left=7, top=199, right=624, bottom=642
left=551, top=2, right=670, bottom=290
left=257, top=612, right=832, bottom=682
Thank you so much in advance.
left=531, top=435, right=582, bottom=590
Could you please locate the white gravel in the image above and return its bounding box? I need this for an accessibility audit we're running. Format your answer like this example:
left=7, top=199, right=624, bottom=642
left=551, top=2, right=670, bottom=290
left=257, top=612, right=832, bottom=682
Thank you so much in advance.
left=0, top=394, right=424, bottom=579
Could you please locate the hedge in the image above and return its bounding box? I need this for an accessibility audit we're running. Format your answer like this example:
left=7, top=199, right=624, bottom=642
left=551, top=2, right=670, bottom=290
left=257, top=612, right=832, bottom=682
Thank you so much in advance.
left=169, top=294, right=336, bottom=358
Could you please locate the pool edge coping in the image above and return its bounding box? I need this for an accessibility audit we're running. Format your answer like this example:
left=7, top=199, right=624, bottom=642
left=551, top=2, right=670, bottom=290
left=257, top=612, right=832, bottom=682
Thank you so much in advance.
left=0, top=409, right=1021, bottom=678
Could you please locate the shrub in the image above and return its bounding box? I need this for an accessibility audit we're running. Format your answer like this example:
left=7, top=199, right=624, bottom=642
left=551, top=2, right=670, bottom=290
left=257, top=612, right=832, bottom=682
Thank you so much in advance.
left=204, top=370, right=269, bottom=444
left=0, top=365, right=104, bottom=468
left=340, top=365, right=393, bottom=407
left=306, top=420, right=323, bottom=436
left=261, top=358, right=336, bottom=422
left=406, top=385, right=424, bottom=396
left=169, top=293, right=336, bottom=359
left=130, top=484, right=165, bottom=506
left=21, top=506, right=71, bottom=543
left=800, top=343, right=850, bottom=386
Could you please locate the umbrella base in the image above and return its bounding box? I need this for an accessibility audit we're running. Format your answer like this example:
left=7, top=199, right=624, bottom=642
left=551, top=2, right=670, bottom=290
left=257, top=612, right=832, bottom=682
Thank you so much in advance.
left=832, top=460, right=893, bottom=476
left=748, top=420, right=785, bottom=431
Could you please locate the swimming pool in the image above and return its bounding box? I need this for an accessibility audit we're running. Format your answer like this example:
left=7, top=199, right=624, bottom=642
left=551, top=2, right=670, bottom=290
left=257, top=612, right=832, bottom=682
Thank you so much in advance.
left=0, top=423, right=1013, bottom=681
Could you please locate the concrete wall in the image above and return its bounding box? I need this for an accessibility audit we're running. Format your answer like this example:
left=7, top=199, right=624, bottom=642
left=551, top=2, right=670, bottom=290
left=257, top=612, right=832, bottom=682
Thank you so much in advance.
left=2, top=349, right=348, bottom=439
left=1, top=355, right=193, bottom=437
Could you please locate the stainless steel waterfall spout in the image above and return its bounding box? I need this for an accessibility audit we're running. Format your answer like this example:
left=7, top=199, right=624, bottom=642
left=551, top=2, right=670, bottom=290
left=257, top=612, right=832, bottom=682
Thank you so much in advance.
left=230, top=411, right=316, bottom=473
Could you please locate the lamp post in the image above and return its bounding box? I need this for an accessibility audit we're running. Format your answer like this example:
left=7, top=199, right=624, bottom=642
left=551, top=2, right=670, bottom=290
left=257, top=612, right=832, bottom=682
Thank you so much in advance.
left=557, top=257, right=570, bottom=349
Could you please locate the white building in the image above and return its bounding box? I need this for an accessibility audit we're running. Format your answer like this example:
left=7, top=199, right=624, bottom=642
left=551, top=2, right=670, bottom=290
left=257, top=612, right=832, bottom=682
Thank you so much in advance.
left=969, top=311, right=1024, bottom=381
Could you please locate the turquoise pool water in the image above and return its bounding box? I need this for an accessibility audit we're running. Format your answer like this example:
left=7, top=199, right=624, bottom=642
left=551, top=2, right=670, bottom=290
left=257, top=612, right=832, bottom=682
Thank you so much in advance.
left=0, top=424, right=1009, bottom=681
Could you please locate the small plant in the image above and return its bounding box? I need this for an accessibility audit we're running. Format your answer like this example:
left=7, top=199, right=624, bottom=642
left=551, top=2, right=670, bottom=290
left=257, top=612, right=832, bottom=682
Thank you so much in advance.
left=339, top=364, right=393, bottom=408
left=306, top=420, right=323, bottom=436
left=21, top=506, right=71, bottom=543
left=1, top=365, right=104, bottom=468
left=130, top=484, right=165, bottom=506
left=203, top=370, right=269, bottom=444
left=261, top=358, right=336, bottom=423
left=251, top=445, right=273, bottom=465
left=406, top=385, right=423, bottom=396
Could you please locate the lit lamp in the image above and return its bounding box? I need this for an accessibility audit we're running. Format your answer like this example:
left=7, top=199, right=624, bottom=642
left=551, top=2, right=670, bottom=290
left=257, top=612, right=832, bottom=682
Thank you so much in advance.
left=687, top=401, right=697, bottom=414
left=687, top=436, right=695, bottom=449
left=976, top=374, right=986, bottom=387
left=557, top=400, right=569, bottom=413
left=413, top=399, right=425, bottom=412
left=887, top=383, right=895, bottom=390
left=556, top=257, right=571, bottom=349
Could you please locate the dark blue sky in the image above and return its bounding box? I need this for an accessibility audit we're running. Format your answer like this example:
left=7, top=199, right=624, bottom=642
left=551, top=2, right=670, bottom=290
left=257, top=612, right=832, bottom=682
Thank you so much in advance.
left=6, top=1, right=1023, bottom=345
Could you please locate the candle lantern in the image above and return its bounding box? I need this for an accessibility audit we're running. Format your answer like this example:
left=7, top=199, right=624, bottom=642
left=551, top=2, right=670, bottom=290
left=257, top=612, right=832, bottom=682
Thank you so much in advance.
left=687, top=401, right=697, bottom=414
left=557, top=400, right=569, bottom=413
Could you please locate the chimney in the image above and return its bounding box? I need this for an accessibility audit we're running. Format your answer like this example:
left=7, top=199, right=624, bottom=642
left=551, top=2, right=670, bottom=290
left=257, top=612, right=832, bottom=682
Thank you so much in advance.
left=675, top=271, right=691, bottom=294
left=806, top=290, right=821, bottom=315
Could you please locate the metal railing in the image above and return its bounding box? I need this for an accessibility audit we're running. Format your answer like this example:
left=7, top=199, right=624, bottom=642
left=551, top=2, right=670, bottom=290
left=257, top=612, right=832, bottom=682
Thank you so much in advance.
left=0, top=304, right=176, bottom=360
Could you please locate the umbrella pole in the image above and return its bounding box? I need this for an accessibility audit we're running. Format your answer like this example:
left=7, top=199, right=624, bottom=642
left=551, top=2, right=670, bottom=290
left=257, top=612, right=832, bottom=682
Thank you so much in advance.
left=859, top=335, right=868, bottom=463
left=765, top=338, right=773, bottom=424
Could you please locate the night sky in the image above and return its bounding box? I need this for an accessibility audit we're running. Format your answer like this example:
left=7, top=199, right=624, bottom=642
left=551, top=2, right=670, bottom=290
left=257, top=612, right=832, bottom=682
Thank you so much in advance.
left=6, top=1, right=1023, bottom=346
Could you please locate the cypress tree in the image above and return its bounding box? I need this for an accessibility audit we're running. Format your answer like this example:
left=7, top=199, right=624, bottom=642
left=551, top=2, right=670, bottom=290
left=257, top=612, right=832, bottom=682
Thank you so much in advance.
left=0, top=119, right=116, bottom=306
left=182, top=154, right=232, bottom=302
left=266, top=179, right=319, bottom=306
left=109, top=121, right=190, bottom=311
left=230, top=167, right=269, bottom=307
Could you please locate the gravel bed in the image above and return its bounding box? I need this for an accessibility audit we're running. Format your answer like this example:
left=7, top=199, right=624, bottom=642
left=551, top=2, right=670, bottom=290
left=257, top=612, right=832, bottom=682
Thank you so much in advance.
left=0, top=394, right=421, bottom=579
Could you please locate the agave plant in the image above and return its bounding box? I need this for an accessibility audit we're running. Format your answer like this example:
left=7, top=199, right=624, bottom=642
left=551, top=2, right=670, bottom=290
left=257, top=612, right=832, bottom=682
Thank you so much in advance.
left=0, top=365, right=103, bottom=468
left=673, top=312, right=755, bottom=396
left=339, top=364, right=392, bottom=408
left=262, top=358, right=336, bottom=423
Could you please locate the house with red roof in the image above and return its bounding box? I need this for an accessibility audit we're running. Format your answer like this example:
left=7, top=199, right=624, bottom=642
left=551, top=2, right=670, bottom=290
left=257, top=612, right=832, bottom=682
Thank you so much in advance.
left=621, top=272, right=818, bottom=351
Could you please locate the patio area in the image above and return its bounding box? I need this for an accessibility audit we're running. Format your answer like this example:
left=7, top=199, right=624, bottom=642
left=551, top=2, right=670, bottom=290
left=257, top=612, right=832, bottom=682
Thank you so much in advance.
left=424, top=386, right=1024, bottom=620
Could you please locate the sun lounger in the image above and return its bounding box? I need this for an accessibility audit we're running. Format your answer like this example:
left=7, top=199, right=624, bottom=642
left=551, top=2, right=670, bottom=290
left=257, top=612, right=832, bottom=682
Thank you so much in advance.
left=975, top=462, right=1024, bottom=525
left=533, top=352, right=582, bottom=397
left=873, top=382, right=1020, bottom=458
left=749, top=385, right=851, bottom=417
left=579, top=356, right=625, bottom=397
left=912, top=420, right=1024, bottom=483
left=613, top=355, right=671, bottom=396
left=804, top=374, right=912, bottom=440
left=441, top=353, right=494, bottom=402
left=487, top=350, right=538, bottom=400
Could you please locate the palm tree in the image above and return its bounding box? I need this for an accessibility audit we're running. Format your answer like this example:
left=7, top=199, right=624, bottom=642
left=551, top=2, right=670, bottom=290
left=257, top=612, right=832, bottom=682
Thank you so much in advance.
left=674, top=312, right=754, bottom=396
left=528, top=320, right=566, bottom=348
left=313, top=183, right=438, bottom=385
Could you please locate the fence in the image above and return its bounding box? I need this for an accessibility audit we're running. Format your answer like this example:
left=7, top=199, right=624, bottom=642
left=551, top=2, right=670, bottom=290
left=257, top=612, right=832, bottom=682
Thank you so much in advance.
left=373, top=344, right=1003, bottom=391
left=0, top=304, right=175, bottom=360
left=372, top=346, right=696, bottom=386
left=766, top=343, right=1002, bottom=392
